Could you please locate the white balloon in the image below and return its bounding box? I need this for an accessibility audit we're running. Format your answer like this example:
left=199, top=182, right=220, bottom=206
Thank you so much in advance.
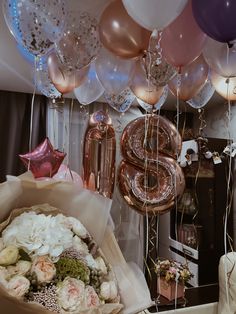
left=74, top=62, right=104, bottom=105
left=187, top=78, right=215, bottom=109
left=203, top=37, right=236, bottom=78
left=122, top=0, right=188, bottom=31
left=95, top=48, right=135, bottom=95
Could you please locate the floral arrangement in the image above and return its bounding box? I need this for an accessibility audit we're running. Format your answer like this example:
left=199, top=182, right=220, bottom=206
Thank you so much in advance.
left=0, top=206, right=120, bottom=313
left=154, top=259, right=193, bottom=285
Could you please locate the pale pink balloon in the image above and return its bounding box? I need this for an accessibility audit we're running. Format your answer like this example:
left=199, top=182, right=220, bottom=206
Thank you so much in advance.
left=161, top=1, right=206, bottom=70
left=53, top=164, right=83, bottom=189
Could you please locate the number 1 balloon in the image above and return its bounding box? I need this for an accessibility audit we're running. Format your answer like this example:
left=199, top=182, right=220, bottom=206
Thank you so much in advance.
left=83, top=110, right=116, bottom=199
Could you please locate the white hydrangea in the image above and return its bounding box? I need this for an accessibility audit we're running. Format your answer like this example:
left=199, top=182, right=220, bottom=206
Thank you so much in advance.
left=2, top=212, right=88, bottom=259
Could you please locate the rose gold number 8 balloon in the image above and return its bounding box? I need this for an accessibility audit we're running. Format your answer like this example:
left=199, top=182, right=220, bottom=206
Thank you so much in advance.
left=118, top=115, right=185, bottom=215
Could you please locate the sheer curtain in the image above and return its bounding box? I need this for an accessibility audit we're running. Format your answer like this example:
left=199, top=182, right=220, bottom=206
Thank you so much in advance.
left=0, top=90, right=47, bottom=182
left=47, top=99, right=145, bottom=269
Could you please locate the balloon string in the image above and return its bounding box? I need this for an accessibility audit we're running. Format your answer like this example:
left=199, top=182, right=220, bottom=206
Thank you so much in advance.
left=224, top=78, right=232, bottom=307
left=66, top=98, right=74, bottom=168
left=174, top=73, right=181, bottom=244
left=29, top=57, right=37, bottom=152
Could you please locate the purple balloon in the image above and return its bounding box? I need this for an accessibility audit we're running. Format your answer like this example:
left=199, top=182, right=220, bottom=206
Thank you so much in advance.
left=192, top=0, right=236, bottom=43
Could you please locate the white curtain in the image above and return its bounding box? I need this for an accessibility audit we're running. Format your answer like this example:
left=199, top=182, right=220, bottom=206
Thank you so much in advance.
left=47, top=99, right=145, bottom=269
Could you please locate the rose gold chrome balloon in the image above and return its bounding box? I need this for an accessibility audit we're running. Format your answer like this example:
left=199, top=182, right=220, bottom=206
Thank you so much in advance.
left=121, top=115, right=182, bottom=161
left=47, top=52, right=89, bottom=94
left=99, top=0, right=151, bottom=59
left=118, top=157, right=185, bottom=215
left=118, top=115, right=185, bottom=215
left=83, top=110, right=116, bottom=199
left=130, top=60, right=165, bottom=105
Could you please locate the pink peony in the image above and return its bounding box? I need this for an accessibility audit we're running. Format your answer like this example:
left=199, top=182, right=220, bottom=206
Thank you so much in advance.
left=31, top=256, right=56, bottom=283
left=84, top=286, right=100, bottom=308
left=57, top=278, right=85, bottom=312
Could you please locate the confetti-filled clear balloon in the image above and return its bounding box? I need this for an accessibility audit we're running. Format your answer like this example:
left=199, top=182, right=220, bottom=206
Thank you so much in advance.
left=137, top=85, right=168, bottom=112
left=150, top=59, right=177, bottom=87
left=55, top=11, right=100, bottom=70
left=104, top=88, right=135, bottom=113
left=35, top=56, right=62, bottom=99
left=187, top=78, right=215, bottom=109
left=74, top=61, right=104, bottom=105
left=3, top=0, right=67, bottom=56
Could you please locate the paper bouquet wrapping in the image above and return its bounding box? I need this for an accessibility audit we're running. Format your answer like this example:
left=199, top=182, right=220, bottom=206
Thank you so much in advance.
left=0, top=172, right=152, bottom=314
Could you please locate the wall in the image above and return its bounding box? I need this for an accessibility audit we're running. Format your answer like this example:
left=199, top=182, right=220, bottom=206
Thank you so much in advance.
left=200, top=101, right=236, bottom=246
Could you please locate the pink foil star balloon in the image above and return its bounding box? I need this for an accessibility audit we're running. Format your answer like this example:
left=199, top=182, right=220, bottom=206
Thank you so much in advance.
left=19, top=138, right=66, bottom=178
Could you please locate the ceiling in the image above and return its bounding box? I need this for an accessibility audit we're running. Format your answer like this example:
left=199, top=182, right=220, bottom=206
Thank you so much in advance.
left=0, top=0, right=111, bottom=95
left=0, top=0, right=224, bottom=111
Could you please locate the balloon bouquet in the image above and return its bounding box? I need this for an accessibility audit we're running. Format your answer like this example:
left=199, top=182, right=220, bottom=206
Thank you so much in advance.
left=3, top=0, right=236, bottom=208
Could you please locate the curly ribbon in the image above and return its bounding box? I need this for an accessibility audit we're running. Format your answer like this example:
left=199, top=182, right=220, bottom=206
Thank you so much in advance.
left=29, top=56, right=38, bottom=153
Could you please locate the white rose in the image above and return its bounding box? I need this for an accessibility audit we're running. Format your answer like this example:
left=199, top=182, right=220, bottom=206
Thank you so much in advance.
left=95, top=257, right=107, bottom=275
left=0, top=246, right=19, bottom=266
left=84, top=286, right=100, bottom=309
left=66, top=217, right=88, bottom=238
left=0, top=266, right=9, bottom=288
left=84, top=254, right=98, bottom=269
left=57, top=278, right=85, bottom=312
left=0, top=238, right=4, bottom=252
left=31, top=256, right=56, bottom=283
left=8, top=275, right=30, bottom=298
left=8, top=261, right=32, bottom=277
left=100, top=281, right=118, bottom=301
left=72, top=236, right=89, bottom=255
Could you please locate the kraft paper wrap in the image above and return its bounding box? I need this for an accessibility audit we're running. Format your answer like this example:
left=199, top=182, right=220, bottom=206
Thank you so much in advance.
left=0, top=172, right=152, bottom=314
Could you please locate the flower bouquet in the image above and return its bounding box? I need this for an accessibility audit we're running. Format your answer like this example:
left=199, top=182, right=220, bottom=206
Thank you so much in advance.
left=0, top=172, right=152, bottom=314
left=155, top=259, right=193, bottom=301
left=0, top=204, right=122, bottom=313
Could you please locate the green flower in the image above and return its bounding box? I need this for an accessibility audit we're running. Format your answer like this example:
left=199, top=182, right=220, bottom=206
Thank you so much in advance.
left=56, top=257, right=90, bottom=284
